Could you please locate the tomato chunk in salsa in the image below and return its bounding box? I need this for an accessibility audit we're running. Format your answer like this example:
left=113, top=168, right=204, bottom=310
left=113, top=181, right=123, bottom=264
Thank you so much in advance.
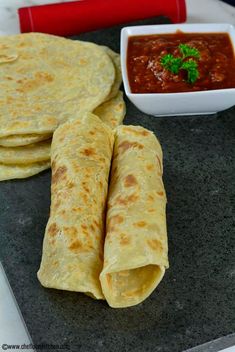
left=127, top=31, right=235, bottom=93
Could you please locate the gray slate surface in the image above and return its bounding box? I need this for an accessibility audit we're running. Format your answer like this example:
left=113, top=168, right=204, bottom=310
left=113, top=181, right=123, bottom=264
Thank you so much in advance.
left=0, top=18, right=235, bottom=352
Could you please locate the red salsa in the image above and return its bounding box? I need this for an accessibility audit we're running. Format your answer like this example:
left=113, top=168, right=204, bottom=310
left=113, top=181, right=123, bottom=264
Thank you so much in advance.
left=127, top=31, right=235, bottom=93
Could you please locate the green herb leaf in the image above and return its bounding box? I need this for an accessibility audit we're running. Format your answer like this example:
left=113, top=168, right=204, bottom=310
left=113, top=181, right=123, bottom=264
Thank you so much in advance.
left=160, top=54, right=182, bottom=74
left=181, top=59, right=199, bottom=84
left=160, top=43, right=200, bottom=84
left=179, top=44, right=200, bottom=59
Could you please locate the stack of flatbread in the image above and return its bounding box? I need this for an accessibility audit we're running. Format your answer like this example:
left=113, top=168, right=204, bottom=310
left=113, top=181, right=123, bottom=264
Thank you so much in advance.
left=0, top=33, right=125, bottom=181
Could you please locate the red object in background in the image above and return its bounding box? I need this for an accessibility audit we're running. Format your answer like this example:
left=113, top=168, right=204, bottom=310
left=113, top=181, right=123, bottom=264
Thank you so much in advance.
left=18, top=0, right=187, bottom=37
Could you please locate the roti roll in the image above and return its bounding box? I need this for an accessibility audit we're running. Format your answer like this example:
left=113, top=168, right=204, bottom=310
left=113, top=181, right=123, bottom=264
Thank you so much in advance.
left=38, top=113, right=114, bottom=299
left=100, top=125, right=169, bottom=308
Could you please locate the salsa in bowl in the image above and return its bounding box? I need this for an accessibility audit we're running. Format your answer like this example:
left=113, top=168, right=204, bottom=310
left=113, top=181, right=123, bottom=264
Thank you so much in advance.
left=121, top=23, right=235, bottom=116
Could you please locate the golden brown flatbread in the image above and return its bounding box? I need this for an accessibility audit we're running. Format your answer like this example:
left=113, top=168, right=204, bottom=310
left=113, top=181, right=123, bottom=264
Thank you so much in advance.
left=0, top=133, right=51, bottom=147
left=100, top=125, right=169, bottom=307
left=94, top=91, right=126, bottom=129
left=37, top=113, right=114, bottom=299
left=0, top=161, right=50, bottom=181
left=0, top=33, right=115, bottom=138
left=0, top=140, right=51, bottom=164
left=101, top=46, right=122, bottom=101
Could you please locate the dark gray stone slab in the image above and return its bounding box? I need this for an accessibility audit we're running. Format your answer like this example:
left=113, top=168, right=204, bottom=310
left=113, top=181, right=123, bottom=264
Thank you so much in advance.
left=0, top=18, right=235, bottom=352
left=185, top=333, right=235, bottom=352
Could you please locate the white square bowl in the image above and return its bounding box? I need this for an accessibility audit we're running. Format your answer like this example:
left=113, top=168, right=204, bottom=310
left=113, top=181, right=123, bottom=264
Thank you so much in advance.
left=121, top=23, right=235, bottom=116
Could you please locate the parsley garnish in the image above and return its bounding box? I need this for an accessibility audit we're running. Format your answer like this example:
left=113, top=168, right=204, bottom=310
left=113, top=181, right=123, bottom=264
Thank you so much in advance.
left=160, top=44, right=200, bottom=84
left=181, top=59, right=199, bottom=84
left=160, top=54, right=182, bottom=74
left=178, top=43, right=200, bottom=59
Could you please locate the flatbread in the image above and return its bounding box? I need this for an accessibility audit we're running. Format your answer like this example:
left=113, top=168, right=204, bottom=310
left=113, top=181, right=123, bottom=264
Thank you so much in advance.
left=0, top=161, right=50, bottom=181
left=0, top=133, right=51, bottom=147
left=37, top=113, right=114, bottom=299
left=0, top=140, right=51, bottom=165
left=94, top=91, right=126, bottom=129
left=100, top=125, right=169, bottom=308
left=101, top=46, right=122, bottom=101
left=0, top=33, right=115, bottom=138
left=0, top=89, right=124, bottom=166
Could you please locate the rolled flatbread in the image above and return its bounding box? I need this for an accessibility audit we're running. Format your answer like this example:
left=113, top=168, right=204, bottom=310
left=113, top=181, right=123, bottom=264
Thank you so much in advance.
left=38, top=113, right=114, bottom=299
left=100, top=125, right=169, bottom=307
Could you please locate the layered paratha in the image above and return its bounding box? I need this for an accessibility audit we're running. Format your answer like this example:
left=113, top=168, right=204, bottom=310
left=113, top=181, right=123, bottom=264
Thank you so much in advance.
left=0, top=133, right=51, bottom=147
left=0, top=161, right=50, bottom=181
left=0, top=140, right=51, bottom=164
left=0, top=33, right=115, bottom=138
left=94, top=91, right=126, bottom=129
left=101, top=46, right=122, bottom=101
